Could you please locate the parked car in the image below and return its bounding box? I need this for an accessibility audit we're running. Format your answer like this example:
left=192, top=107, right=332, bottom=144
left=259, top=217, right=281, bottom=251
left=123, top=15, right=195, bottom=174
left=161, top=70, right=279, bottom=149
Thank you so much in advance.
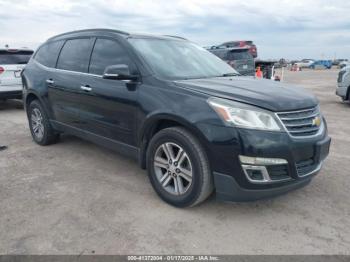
left=22, top=29, right=330, bottom=207
left=332, top=59, right=348, bottom=66
left=336, top=65, right=350, bottom=101
left=0, top=48, right=34, bottom=100
left=309, top=60, right=332, bottom=69
left=208, top=47, right=255, bottom=76
left=294, top=59, right=315, bottom=68
left=339, top=61, right=350, bottom=69
left=217, top=40, right=257, bottom=58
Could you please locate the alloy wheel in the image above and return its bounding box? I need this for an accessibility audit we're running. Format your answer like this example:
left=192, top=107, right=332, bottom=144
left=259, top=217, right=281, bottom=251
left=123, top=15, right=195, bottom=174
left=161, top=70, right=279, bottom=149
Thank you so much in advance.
left=31, top=108, right=44, bottom=140
left=153, top=142, right=193, bottom=195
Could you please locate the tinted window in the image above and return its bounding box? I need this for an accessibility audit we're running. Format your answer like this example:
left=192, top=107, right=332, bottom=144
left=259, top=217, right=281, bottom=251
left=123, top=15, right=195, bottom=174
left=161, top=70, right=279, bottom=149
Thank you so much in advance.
left=129, top=38, right=237, bottom=80
left=89, top=38, right=134, bottom=75
left=227, top=51, right=252, bottom=60
left=0, top=50, right=33, bottom=64
left=57, top=38, right=92, bottom=72
left=35, top=41, right=64, bottom=67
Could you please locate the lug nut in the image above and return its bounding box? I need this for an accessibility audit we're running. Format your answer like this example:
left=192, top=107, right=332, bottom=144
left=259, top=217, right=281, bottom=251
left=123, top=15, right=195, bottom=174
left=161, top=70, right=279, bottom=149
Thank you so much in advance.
left=169, top=159, right=172, bottom=164
left=174, top=162, right=178, bottom=166
left=175, top=168, right=180, bottom=173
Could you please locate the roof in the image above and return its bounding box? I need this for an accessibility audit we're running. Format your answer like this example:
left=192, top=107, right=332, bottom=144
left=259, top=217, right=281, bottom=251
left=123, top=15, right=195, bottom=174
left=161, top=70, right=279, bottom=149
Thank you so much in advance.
left=207, top=46, right=250, bottom=52
left=0, top=48, right=34, bottom=52
left=48, top=28, right=187, bottom=42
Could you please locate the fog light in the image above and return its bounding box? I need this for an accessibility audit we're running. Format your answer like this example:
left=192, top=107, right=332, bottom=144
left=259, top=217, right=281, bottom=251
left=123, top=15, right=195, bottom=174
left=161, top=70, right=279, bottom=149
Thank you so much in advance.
left=245, top=169, right=264, bottom=181
left=239, top=155, right=288, bottom=165
left=241, top=165, right=270, bottom=183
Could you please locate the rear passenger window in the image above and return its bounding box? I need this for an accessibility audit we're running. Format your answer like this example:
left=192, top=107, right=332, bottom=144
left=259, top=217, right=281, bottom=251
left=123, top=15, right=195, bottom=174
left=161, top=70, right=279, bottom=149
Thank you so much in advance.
left=57, top=38, right=92, bottom=73
left=35, top=41, right=64, bottom=67
left=89, top=38, right=134, bottom=75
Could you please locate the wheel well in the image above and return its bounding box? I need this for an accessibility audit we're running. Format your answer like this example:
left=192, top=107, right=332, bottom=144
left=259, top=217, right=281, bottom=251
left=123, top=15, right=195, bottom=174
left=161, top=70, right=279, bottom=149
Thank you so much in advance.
left=25, top=93, right=39, bottom=109
left=139, top=119, right=185, bottom=169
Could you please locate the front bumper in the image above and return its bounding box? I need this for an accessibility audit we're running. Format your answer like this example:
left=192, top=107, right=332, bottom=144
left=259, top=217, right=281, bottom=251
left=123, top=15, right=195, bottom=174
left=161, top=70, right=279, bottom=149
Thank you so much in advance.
left=214, top=171, right=312, bottom=202
left=336, top=84, right=348, bottom=99
left=200, top=122, right=330, bottom=202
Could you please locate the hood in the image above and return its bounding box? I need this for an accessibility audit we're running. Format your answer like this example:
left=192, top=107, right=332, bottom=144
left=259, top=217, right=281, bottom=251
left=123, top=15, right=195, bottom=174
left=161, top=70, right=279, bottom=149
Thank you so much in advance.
left=174, top=76, right=318, bottom=112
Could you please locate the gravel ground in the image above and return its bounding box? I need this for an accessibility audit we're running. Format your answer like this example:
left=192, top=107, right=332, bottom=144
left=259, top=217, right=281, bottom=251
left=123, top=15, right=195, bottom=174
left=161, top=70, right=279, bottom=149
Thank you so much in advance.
left=0, top=68, right=349, bottom=255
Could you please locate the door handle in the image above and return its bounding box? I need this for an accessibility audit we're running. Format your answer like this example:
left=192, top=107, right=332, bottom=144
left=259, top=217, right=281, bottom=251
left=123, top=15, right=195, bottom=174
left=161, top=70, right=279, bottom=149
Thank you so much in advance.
left=46, top=79, right=54, bottom=84
left=80, top=85, right=92, bottom=92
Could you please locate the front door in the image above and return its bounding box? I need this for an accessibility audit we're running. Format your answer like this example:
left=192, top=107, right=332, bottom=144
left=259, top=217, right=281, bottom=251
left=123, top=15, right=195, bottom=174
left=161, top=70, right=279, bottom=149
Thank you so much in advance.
left=77, top=38, right=139, bottom=146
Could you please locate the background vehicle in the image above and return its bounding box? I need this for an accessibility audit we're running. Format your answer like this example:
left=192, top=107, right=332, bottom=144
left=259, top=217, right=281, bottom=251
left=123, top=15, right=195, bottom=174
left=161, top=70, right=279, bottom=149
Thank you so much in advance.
left=22, top=29, right=330, bottom=207
left=336, top=66, right=350, bottom=101
left=216, top=40, right=257, bottom=58
left=255, top=60, right=278, bottom=80
left=208, top=47, right=255, bottom=76
left=0, top=48, right=33, bottom=100
left=332, top=59, right=348, bottom=66
left=309, top=60, right=332, bottom=69
left=339, top=61, right=350, bottom=69
left=294, top=59, right=315, bottom=68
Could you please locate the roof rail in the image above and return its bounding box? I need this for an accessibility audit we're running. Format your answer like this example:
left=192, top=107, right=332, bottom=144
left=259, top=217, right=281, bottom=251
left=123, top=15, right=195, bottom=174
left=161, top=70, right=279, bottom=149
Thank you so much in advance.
left=48, top=28, right=129, bottom=41
left=163, top=35, right=187, bottom=40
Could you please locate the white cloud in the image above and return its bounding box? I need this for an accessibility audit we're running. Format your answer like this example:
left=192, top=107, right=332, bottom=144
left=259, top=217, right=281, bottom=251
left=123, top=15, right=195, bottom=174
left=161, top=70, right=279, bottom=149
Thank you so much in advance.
left=0, top=0, right=349, bottom=59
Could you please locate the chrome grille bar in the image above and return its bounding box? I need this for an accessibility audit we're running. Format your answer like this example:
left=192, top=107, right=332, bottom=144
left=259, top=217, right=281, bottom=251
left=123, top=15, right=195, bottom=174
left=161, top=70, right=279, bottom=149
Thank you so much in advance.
left=277, top=106, right=321, bottom=137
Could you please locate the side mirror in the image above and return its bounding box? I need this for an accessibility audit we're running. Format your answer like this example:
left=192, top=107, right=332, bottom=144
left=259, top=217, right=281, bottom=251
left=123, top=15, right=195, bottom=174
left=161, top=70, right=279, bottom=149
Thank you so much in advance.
left=102, top=64, right=138, bottom=81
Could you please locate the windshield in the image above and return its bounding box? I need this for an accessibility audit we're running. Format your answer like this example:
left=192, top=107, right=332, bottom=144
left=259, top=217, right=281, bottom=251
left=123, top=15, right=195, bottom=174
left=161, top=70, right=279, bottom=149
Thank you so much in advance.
left=227, top=51, right=252, bottom=60
left=128, top=38, right=238, bottom=80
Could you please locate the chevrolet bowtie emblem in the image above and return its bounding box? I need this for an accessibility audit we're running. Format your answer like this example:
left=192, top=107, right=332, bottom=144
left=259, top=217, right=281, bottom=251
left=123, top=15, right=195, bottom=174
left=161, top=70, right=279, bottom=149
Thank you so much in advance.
left=312, top=116, right=321, bottom=127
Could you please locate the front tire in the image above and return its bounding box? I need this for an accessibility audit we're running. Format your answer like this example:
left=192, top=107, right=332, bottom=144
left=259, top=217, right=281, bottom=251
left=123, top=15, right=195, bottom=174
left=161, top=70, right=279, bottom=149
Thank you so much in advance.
left=28, top=100, right=59, bottom=145
left=146, top=127, right=213, bottom=207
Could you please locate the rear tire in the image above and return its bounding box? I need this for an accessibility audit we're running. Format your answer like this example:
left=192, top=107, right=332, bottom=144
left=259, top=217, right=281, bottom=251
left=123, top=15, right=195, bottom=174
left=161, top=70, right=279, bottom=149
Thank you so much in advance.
left=28, top=100, right=59, bottom=145
left=146, top=127, right=213, bottom=207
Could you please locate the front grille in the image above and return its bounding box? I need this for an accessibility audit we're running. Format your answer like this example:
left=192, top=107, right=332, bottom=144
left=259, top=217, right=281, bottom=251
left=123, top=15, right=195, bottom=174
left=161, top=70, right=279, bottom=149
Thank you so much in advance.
left=266, top=164, right=290, bottom=181
left=338, top=70, right=345, bottom=83
left=296, top=159, right=317, bottom=177
left=277, top=107, right=321, bottom=137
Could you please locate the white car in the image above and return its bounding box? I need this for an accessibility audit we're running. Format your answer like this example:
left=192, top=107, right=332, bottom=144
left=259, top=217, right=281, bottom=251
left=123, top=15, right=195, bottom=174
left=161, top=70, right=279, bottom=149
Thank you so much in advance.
left=295, top=59, right=315, bottom=68
left=0, top=48, right=34, bottom=100
left=339, top=61, right=350, bottom=69
left=336, top=65, right=350, bottom=101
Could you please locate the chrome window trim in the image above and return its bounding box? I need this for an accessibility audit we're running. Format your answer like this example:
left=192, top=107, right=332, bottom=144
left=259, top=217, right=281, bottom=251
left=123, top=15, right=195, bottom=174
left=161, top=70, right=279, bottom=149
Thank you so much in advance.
left=34, top=59, right=102, bottom=78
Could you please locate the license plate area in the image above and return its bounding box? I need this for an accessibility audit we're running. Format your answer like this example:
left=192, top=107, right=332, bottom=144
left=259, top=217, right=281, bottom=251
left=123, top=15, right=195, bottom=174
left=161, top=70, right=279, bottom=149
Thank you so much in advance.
left=14, top=70, right=21, bottom=78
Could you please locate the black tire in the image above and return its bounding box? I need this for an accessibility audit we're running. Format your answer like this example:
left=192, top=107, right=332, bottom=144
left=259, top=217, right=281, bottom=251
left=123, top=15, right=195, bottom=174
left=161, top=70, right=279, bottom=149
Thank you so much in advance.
left=146, top=127, right=213, bottom=207
left=28, top=100, right=59, bottom=145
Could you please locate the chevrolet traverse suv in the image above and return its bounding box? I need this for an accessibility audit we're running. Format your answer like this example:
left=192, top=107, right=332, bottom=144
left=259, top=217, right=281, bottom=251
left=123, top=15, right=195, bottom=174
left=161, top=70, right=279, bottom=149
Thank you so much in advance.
left=22, top=29, right=330, bottom=207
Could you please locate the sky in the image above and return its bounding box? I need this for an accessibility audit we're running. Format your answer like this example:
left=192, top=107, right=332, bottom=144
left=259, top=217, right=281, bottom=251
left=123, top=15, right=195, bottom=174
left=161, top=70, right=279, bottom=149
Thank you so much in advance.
left=0, top=0, right=349, bottom=60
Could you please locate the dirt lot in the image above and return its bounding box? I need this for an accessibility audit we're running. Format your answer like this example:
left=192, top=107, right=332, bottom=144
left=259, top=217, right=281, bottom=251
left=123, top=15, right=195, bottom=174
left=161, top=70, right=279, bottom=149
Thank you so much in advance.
left=0, top=69, right=349, bottom=255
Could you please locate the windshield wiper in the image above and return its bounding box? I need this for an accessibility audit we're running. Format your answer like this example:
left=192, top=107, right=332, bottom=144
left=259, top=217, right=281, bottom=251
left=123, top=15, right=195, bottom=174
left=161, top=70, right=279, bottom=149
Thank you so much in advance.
left=220, top=73, right=240, bottom=77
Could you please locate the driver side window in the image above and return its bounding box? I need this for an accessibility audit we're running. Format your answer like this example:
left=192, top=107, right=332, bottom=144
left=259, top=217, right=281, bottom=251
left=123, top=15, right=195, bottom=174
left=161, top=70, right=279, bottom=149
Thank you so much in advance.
left=89, top=38, right=134, bottom=75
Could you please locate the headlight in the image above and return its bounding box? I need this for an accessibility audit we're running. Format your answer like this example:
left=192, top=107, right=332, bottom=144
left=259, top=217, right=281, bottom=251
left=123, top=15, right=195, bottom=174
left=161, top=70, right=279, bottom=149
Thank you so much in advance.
left=208, top=97, right=281, bottom=131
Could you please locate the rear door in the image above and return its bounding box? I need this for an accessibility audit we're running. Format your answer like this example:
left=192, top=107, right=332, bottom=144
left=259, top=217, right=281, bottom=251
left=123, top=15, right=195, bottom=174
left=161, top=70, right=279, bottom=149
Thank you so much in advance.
left=0, top=50, right=33, bottom=90
left=49, top=38, right=94, bottom=128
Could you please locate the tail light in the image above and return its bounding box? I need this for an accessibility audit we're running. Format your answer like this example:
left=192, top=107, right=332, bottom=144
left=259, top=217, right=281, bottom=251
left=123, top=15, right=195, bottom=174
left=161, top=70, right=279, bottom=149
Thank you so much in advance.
left=0, top=67, right=4, bottom=74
